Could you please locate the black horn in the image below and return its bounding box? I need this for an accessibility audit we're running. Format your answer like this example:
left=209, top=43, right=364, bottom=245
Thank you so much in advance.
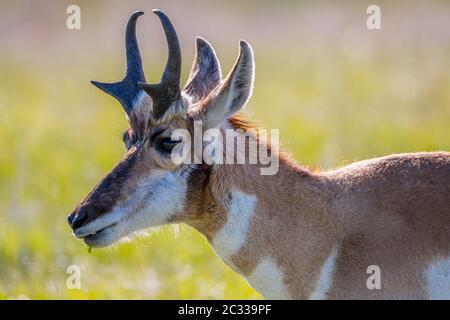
left=91, top=11, right=145, bottom=115
left=138, top=9, right=182, bottom=119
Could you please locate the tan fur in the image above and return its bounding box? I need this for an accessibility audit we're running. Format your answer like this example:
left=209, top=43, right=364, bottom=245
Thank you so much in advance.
left=79, top=104, right=450, bottom=299
left=72, top=23, right=450, bottom=298
left=167, top=115, right=450, bottom=299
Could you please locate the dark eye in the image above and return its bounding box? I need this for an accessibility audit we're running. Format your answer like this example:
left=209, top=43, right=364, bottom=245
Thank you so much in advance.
left=158, top=138, right=180, bottom=153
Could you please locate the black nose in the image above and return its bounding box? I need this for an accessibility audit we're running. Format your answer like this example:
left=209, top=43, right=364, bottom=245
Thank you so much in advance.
left=69, top=206, right=95, bottom=230
left=67, top=212, right=76, bottom=225
left=71, top=210, right=88, bottom=230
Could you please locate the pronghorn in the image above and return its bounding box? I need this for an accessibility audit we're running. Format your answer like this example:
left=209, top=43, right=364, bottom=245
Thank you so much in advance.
left=68, top=10, right=450, bottom=300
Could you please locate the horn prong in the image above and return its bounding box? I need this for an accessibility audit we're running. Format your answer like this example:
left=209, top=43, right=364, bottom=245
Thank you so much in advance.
left=91, top=11, right=145, bottom=115
left=91, top=80, right=115, bottom=95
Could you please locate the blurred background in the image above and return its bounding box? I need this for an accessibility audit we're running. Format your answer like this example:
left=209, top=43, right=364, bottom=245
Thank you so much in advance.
left=0, top=0, right=449, bottom=299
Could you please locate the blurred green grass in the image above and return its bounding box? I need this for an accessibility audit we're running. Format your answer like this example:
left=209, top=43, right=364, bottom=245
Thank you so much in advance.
left=0, top=1, right=449, bottom=299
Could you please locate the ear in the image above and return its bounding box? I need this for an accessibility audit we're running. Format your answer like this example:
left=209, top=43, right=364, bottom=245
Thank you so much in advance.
left=201, top=40, right=254, bottom=128
left=184, top=37, right=222, bottom=103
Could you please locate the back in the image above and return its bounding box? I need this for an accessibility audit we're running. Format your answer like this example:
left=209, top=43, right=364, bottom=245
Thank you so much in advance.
left=325, top=152, right=450, bottom=299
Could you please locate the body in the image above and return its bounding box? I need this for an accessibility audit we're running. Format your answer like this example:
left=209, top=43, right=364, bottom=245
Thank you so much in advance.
left=193, top=150, right=450, bottom=299
left=68, top=10, right=450, bottom=300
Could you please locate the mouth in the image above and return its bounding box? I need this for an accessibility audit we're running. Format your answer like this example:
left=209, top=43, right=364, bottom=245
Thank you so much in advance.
left=74, top=222, right=120, bottom=247
left=83, top=223, right=117, bottom=239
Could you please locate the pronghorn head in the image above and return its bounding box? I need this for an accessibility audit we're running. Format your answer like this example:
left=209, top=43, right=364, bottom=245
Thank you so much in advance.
left=68, top=10, right=255, bottom=247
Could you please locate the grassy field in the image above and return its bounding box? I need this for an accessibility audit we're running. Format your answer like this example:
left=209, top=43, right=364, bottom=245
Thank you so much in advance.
left=0, top=1, right=449, bottom=299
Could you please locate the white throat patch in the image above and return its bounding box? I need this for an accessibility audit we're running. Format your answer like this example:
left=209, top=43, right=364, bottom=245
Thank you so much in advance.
left=425, top=256, right=450, bottom=299
left=210, top=189, right=291, bottom=299
left=309, top=245, right=339, bottom=300
left=246, top=256, right=291, bottom=300
left=212, top=189, right=257, bottom=269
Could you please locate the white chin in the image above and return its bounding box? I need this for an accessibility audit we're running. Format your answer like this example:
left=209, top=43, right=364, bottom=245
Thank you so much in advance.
left=82, top=225, right=122, bottom=248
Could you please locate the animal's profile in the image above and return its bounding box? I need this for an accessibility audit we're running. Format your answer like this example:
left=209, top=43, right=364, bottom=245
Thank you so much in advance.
left=68, top=9, right=450, bottom=299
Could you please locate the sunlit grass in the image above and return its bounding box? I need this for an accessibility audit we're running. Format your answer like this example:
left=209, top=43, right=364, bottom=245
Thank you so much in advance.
left=0, top=5, right=449, bottom=299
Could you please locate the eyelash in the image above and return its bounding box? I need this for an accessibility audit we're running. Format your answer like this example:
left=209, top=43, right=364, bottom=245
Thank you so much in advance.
left=157, top=137, right=180, bottom=153
left=124, top=129, right=180, bottom=154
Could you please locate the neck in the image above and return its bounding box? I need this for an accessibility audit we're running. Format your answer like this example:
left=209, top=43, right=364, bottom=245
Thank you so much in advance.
left=190, top=156, right=342, bottom=299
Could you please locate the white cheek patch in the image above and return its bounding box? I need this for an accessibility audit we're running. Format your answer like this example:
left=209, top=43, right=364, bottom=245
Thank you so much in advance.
left=246, top=257, right=291, bottom=300
left=124, top=170, right=188, bottom=232
left=309, top=245, right=339, bottom=300
left=212, top=189, right=257, bottom=268
left=425, top=256, right=450, bottom=299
